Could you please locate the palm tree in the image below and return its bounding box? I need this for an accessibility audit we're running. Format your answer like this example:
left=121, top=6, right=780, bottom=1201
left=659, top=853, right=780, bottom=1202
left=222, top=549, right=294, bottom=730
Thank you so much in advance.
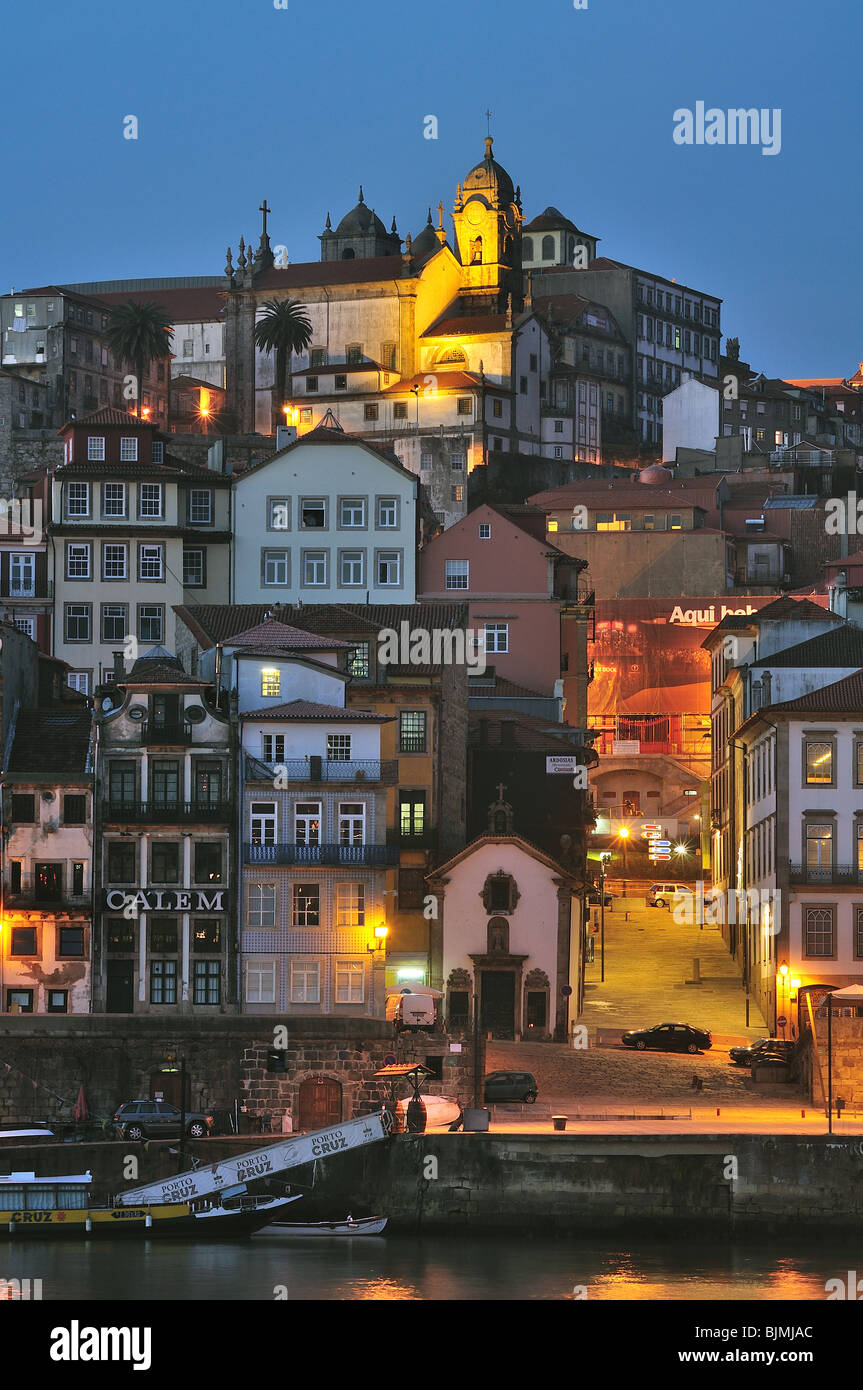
left=253, top=298, right=313, bottom=433
left=104, top=301, right=173, bottom=419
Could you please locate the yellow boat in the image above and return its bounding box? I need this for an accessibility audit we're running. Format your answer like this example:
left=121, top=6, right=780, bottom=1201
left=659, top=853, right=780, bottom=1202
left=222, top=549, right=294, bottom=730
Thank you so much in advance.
left=0, top=1172, right=299, bottom=1240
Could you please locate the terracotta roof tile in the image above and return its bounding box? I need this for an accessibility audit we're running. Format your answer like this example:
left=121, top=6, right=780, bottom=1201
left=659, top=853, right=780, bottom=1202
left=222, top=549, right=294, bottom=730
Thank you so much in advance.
left=760, top=668, right=863, bottom=714
left=7, top=709, right=92, bottom=778
left=240, top=699, right=392, bottom=721
left=227, top=619, right=349, bottom=651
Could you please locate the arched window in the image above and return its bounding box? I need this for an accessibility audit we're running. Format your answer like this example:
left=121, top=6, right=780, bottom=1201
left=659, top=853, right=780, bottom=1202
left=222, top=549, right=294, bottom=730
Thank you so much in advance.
left=522, top=236, right=534, bottom=261
left=341, top=248, right=355, bottom=260
left=470, top=235, right=483, bottom=265
left=541, top=234, right=555, bottom=261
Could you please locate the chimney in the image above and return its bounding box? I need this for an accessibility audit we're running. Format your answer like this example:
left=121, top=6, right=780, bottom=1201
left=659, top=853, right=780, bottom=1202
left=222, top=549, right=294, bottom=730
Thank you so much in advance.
left=207, top=439, right=225, bottom=473
left=112, top=650, right=125, bottom=682
left=500, top=720, right=515, bottom=747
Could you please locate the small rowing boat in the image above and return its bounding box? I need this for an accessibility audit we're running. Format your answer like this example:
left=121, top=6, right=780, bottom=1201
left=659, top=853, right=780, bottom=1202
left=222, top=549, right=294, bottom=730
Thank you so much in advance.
left=267, top=1214, right=388, bottom=1237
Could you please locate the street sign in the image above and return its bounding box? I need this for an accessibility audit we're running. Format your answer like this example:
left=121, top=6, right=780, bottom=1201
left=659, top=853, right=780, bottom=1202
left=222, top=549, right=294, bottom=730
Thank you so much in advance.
left=546, top=755, right=580, bottom=775
left=777, top=1016, right=787, bottom=1028
left=561, top=985, right=573, bottom=997
left=383, top=1053, right=397, bottom=1066
left=642, top=824, right=662, bottom=837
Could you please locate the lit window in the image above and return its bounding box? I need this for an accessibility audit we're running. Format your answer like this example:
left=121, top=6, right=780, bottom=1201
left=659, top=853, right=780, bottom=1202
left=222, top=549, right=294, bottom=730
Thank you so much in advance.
left=261, top=668, right=280, bottom=698
left=805, top=741, right=833, bottom=785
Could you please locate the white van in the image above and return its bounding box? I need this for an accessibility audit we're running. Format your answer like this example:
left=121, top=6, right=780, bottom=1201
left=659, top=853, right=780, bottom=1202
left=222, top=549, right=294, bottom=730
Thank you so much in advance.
left=648, top=882, right=691, bottom=908
left=388, top=992, right=436, bottom=1033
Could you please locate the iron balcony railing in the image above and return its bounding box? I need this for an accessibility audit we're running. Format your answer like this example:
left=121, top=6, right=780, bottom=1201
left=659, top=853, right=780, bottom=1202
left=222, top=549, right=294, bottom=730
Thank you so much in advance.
left=141, top=722, right=192, bottom=746
left=789, top=863, right=862, bottom=886
left=103, top=800, right=232, bottom=823
left=254, top=758, right=396, bottom=783
left=245, top=842, right=400, bottom=866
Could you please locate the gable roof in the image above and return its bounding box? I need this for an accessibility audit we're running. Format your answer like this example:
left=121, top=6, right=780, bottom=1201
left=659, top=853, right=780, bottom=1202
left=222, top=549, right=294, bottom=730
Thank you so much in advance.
left=226, top=619, right=349, bottom=652
left=756, top=668, right=863, bottom=715
left=429, top=833, right=579, bottom=883
left=7, top=708, right=93, bottom=779
left=239, top=699, right=392, bottom=722
left=175, top=602, right=469, bottom=649
left=751, top=624, right=863, bottom=668
left=234, top=421, right=415, bottom=483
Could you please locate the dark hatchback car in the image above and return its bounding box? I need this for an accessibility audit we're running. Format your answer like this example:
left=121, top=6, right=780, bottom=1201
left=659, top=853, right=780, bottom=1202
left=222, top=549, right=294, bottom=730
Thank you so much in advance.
left=112, top=1100, right=213, bottom=1141
left=586, top=886, right=616, bottom=907
left=729, top=1038, right=795, bottom=1067
left=483, top=1071, right=538, bottom=1103
left=621, top=1022, right=712, bottom=1054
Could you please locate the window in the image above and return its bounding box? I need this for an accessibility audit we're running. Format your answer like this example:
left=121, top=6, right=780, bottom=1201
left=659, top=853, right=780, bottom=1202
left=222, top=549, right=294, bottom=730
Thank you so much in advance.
left=194, top=842, right=223, bottom=883
left=519, top=375, right=528, bottom=394
left=478, top=523, right=491, bottom=539
left=492, top=398, right=502, bottom=418
left=263, top=550, right=289, bottom=586
left=806, top=823, right=833, bottom=870
left=451, top=485, right=464, bottom=503
left=66, top=543, right=91, bottom=580
left=301, top=499, right=327, bottom=529
left=457, top=398, right=472, bottom=415
left=9, top=553, right=35, bottom=597
left=310, top=348, right=326, bottom=367
left=306, top=375, right=319, bottom=392
left=139, top=484, right=162, bottom=518
left=268, top=498, right=290, bottom=531
left=151, top=441, right=164, bottom=463
left=335, top=961, right=364, bottom=1004
left=398, top=867, right=426, bottom=909
left=102, top=603, right=128, bottom=641
left=58, top=926, right=85, bottom=957
left=106, top=918, right=135, bottom=953
left=193, top=960, right=221, bottom=1005
left=151, top=842, right=180, bottom=883
left=138, top=545, right=163, bottom=580
left=805, top=740, right=833, bottom=785
left=377, top=497, right=398, bottom=528
left=399, top=710, right=427, bottom=753
left=183, top=549, right=205, bottom=586
left=47, top=991, right=68, bottom=1014
left=483, top=872, right=518, bottom=913
left=381, top=342, right=396, bottom=370
left=138, top=606, right=163, bottom=643
left=72, top=860, right=85, bottom=896
left=10, top=794, right=35, bottom=822
left=451, top=453, right=465, bottom=471
left=393, top=402, right=408, bottom=420
left=363, top=403, right=379, bottom=421
left=340, top=551, right=364, bottom=586
left=399, top=791, right=426, bottom=838
left=6, top=989, right=33, bottom=1012
left=290, top=961, right=320, bottom=1003
left=261, top=668, right=281, bottom=697
left=87, top=437, right=105, bottom=462
left=182, top=340, right=193, bottom=357
left=345, top=344, right=363, bottom=364
left=64, top=604, right=91, bottom=642
left=107, top=841, right=137, bottom=882
left=150, top=959, right=178, bottom=1005
left=327, top=734, right=351, bottom=761
left=293, top=882, right=320, bottom=927
left=248, top=883, right=276, bottom=928
left=338, top=803, right=365, bottom=845
left=295, top=803, right=321, bottom=846
left=334, top=374, right=347, bottom=390
left=347, top=642, right=370, bottom=679
left=10, top=927, right=37, bottom=956
left=195, top=762, right=222, bottom=806
left=445, top=559, right=469, bottom=590
left=262, top=733, right=285, bottom=763
left=339, top=497, right=366, bottom=528
left=302, top=551, right=327, bottom=585
left=102, top=543, right=127, bottom=580
left=109, top=762, right=136, bottom=806
left=377, top=551, right=400, bottom=586
left=119, top=437, right=138, bottom=461
left=804, top=905, right=835, bottom=958
left=193, top=919, right=221, bottom=953
left=35, top=863, right=62, bottom=901
left=246, top=958, right=277, bottom=1004
left=103, top=482, right=126, bottom=516
left=251, top=802, right=277, bottom=845
left=13, top=618, right=35, bottom=639
left=64, top=794, right=86, bottom=824
left=188, top=489, right=213, bottom=525
left=151, top=760, right=180, bottom=806
left=484, top=622, right=508, bottom=653
left=336, top=882, right=365, bottom=927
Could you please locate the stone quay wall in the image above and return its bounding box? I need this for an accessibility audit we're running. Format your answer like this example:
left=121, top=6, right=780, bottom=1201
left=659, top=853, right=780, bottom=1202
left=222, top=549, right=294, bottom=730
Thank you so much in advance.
left=0, top=1016, right=481, bottom=1130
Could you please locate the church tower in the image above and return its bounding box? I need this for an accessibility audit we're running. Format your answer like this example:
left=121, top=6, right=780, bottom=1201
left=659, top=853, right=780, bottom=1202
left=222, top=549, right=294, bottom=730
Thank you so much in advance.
left=452, top=136, right=523, bottom=311
left=319, top=188, right=402, bottom=261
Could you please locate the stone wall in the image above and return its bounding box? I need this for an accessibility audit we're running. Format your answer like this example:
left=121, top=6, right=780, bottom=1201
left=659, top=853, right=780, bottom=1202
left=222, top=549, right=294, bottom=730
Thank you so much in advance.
left=0, top=1015, right=481, bottom=1130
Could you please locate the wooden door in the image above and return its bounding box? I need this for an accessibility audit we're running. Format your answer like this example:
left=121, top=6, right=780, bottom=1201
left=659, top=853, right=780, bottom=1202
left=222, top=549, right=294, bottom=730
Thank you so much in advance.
left=297, top=1078, right=342, bottom=1131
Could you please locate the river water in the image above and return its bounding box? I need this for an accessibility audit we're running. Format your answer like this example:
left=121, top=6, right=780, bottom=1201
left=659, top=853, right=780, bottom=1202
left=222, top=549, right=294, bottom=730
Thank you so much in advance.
left=1, top=1233, right=855, bottom=1300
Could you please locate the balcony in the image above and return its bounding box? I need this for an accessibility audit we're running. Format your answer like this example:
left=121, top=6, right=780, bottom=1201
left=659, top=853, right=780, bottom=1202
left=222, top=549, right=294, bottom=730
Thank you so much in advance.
left=789, top=863, right=862, bottom=886
left=103, top=800, right=232, bottom=824
left=141, top=722, right=192, bottom=746
left=252, top=758, right=397, bottom=784
left=244, top=843, right=400, bottom=866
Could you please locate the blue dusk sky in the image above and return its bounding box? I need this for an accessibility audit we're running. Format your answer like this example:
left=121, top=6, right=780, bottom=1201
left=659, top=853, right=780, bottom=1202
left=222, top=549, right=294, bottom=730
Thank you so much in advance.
left=2, top=0, right=859, bottom=378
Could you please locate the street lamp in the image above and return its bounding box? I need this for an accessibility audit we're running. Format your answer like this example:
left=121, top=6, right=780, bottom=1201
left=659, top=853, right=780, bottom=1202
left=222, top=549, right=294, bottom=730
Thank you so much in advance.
left=410, top=383, right=420, bottom=428
left=778, top=961, right=789, bottom=1038
left=618, top=825, right=630, bottom=891
left=368, top=924, right=388, bottom=1017
left=599, top=851, right=611, bottom=983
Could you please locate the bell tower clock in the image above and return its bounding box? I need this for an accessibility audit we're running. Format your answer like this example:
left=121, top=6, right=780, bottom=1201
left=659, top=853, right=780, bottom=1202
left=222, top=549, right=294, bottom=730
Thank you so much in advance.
left=452, top=137, right=523, bottom=310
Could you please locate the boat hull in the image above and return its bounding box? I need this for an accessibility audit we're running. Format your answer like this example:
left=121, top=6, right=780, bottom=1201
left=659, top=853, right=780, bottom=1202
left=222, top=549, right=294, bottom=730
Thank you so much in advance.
left=0, top=1196, right=299, bottom=1240
left=266, top=1215, right=388, bottom=1237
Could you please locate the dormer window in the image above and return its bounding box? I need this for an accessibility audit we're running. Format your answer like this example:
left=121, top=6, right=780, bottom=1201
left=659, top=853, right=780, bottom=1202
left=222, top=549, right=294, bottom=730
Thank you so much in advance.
left=87, top=436, right=105, bottom=461
left=120, top=437, right=138, bottom=461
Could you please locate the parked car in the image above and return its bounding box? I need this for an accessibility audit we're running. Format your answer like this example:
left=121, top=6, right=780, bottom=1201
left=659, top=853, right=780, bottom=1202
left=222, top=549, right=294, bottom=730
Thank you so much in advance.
left=483, top=1071, right=538, bottom=1103
left=112, top=1100, right=213, bottom=1141
left=729, top=1038, right=795, bottom=1067
left=648, top=883, right=691, bottom=908
left=586, top=885, right=616, bottom=907
left=621, top=1022, right=712, bottom=1053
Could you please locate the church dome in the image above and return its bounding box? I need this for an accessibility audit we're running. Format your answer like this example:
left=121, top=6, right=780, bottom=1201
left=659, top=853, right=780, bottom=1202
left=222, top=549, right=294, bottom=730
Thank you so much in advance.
left=410, top=210, right=440, bottom=262
left=462, top=137, right=515, bottom=207
left=638, top=463, right=674, bottom=484
left=335, top=187, right=388, bottom=239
